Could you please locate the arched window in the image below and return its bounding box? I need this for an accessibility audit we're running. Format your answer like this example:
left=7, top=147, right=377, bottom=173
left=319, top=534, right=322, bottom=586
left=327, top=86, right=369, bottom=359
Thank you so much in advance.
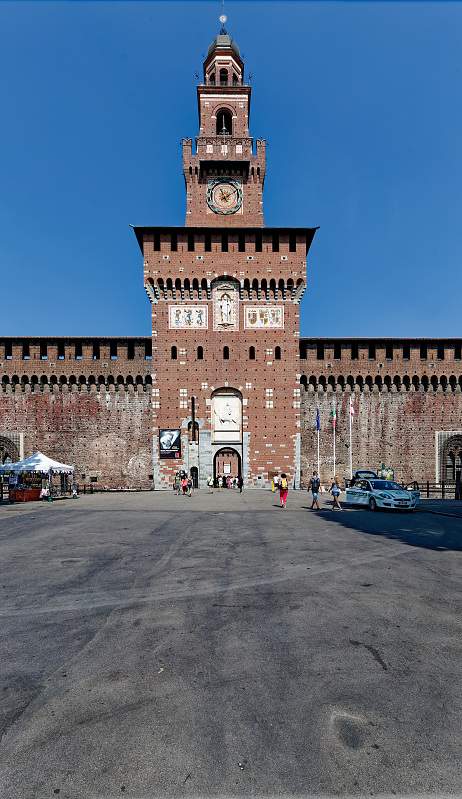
left=232, top=72, right=238, bottom=85
left=171, top=345, right=177, bottom=360
left=223, top=346, right=230, bottom=360
left=249, top=346, right=255, bottom=360
left=197, top=346, right=203, bottom=360
left=209, top=71, right=216, bottom=85
left=216, top=108, right=232, bottom=135
left=219, top=68, right=228, bottom=86
left=275, top=346, right=281, bottom=360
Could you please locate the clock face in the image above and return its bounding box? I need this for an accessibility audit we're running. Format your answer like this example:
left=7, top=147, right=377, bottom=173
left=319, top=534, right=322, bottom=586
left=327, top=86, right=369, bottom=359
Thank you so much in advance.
left=207, top=179, right=243, bottom=215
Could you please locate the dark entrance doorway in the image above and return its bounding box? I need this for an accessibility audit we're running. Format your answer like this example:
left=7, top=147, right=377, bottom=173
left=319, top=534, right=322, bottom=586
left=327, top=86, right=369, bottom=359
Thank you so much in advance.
left=190, top=466, right=199, bottom=488
left=213, top=448, right=241, bottom=482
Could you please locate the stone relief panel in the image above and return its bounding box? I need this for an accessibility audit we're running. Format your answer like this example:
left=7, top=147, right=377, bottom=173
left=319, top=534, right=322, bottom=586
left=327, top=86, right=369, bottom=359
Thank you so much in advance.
left=213, top=282, right=239, bottom=331
left=244, top=306, right=284, bottom=329
left=211, top=392, right=242, bottom=444
left=168, top=305, right=208, bottom=330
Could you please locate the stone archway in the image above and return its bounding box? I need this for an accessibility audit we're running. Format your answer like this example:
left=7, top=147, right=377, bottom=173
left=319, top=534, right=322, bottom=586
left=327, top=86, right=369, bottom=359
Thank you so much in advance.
left=442, top=435, right=462, bottom=482
left=213, top=448, right=241, bottom=482
left=0, top=435, right=20, bottom=464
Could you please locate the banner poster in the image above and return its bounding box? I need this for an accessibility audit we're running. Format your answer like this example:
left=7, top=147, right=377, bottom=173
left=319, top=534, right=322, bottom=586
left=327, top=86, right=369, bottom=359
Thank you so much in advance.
left=159, top=429, right=181, bottom=459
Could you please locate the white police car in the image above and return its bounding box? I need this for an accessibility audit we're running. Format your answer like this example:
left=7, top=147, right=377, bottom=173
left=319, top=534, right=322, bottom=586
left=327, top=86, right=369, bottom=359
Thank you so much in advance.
left=345, top=478, right=418, bottom=512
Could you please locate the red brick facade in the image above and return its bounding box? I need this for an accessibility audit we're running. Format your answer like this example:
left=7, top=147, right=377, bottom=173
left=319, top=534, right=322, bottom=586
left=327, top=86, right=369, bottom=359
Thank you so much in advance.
left=1, top=28, right=462, bottom=489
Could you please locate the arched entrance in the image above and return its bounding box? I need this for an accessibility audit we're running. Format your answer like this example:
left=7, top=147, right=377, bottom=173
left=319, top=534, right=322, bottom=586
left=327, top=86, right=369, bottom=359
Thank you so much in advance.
left=214, top=448, right=241, bottom=482
left=442, top=435, right=462, bottom=481
left=190, top=466, right=199, bottom=489
left=0, top=435, right=19, bottom=464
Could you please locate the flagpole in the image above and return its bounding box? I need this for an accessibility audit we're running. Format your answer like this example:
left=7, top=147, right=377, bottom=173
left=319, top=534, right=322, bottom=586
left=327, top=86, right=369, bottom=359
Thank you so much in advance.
left=317, top=428, right=320, bottom=477
left=349, top=400, right=353, bottom=479
left=333, top=423, right=336, bottom=475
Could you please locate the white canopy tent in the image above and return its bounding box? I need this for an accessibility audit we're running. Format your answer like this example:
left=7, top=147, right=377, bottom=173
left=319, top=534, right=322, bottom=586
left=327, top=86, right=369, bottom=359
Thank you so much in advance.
left=0, top=451, right=74, bottom=475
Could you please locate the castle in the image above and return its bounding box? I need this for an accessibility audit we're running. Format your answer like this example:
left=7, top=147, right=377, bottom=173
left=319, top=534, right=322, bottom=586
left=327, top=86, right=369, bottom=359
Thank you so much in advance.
left=1, top=26, right=461, bottom=489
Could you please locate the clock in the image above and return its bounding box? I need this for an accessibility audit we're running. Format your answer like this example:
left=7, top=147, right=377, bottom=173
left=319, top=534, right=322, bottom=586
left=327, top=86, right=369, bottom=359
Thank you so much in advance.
left=206, top=179, right=243, bottom=215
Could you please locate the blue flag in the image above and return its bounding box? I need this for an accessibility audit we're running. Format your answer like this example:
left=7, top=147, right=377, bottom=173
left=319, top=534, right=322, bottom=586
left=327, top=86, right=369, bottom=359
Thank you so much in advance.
left=316, top=408, right=320, bottom=431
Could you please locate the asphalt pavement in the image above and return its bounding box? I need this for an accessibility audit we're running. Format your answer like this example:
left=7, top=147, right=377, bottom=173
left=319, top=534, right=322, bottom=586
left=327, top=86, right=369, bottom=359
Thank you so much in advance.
left=1, top=490, right=461, bottom=798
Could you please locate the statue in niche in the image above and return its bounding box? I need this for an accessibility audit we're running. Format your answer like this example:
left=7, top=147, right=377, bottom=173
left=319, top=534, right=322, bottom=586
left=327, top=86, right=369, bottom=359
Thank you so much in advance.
left=219, top=292, right=233, bottom=325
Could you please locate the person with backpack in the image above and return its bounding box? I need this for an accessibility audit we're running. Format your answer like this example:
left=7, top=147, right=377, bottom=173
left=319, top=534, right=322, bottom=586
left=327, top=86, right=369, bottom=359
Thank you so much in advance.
left=330, top=475, right=342, bottom=510
left=309, top=470, right=321, bottom=510
left=279, top=473, right=289, bottom=509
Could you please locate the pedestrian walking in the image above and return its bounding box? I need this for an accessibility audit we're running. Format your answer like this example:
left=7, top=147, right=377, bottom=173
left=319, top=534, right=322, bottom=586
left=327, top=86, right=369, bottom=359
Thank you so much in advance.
left=238, top=475, right=243, bottom=493
left=279, top=473, right=289, bottom=509
left=207, top=476, right=214, bottom=493
left=330, top=475, right=342, bottom=510
left=309, top=470, right=321, bottom=510
left=181, top=476, right=188, bottom=496
left=187, top=477, right=193, bottom=497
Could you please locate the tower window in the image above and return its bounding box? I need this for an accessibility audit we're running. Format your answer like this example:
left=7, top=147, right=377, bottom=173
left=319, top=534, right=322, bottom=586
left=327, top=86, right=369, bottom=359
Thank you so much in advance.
left=289, top=233, right=297, bottom=252
left=368, top=343, right=376, bottom=360
left=437, top=345, right=445, bottom=360
left=216, top=109, right=232, bottom=135
left=110, top=341, right=118, bottom=360
left=197, top=346, right=203, bottom=360
left=420, top=344, right=427, bottom=359
left=209, top=71, right=216, bottom=85
left=249, top=346, right=255, bottom=360
left=455, top=345, right=461, bottom=360
left=255, top=232, right=262, bottom=252
left=221, top=232, right=228, bottom=252
left=153, top=232, right=160, bottom=251
left=238, top=232, right=245, bottom=252
left=171, top=232, right=177, bottom=252
left=171, top=346, right=177, bottom=360
left=403, top=344, right=410, bottom=360
left=187, top=233, right=195, bottom=252
left=232, top=72, right=238, bottom=85
left=351, top=343, right=359, bottom=360
left=144, top=341, right=152, bottom=360
left=272, top=232, right=280, bottom=252
left=58, top=341, right=65, bottom=360
left=40, top=342, right=48, bottom=360
left=219, top=68, right=228, bottom=86
left=127, top=341, right=135, bottom=360
left=334, top=343, right=341, bottom=360
left=22, top=342, right=30, bottom=360
left=316, top=344, right=324, bottom=360
left=92, top=342, right=100, bottom=360
left=223, top=346, right=230, bottom=360
left=204, top=232, right=212, bottom=252
left=275, top=346, right=281, bottom=360
left=385, top=344, right=393, bottom=360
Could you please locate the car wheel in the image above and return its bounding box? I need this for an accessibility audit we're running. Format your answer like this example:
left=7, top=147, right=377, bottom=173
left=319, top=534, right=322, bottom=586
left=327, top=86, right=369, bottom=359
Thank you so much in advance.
left=369, top=497, right=377, bottom=512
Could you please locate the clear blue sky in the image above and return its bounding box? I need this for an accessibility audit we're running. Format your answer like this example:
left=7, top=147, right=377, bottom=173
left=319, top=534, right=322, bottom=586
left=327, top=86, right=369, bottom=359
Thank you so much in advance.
left=1, top=0, right=461, bottom=337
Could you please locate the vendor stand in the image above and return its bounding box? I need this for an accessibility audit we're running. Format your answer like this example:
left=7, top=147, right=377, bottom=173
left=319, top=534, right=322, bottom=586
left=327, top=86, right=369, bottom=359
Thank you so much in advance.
left=0, top=451, right=74, bottom=503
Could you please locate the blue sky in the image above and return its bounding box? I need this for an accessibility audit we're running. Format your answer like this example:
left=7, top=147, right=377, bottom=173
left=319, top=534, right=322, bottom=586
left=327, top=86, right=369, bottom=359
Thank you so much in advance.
left=1, top=0, right=461, bottom=337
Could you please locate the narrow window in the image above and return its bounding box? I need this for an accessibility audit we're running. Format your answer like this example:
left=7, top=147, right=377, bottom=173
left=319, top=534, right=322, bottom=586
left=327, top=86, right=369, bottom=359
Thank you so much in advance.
left=5, top=341, right=12, bottom=359
left=420, top=343, right=427, bottom=360
left=272, top=232, right=280, bottom=252
left=204, top=232, right=212, bottom=252
left=334, top=343, right=341, bottom=360
left=238, top=232, right=245, bottom=252
left=219, top=68, right=228, bottom=86
left=368, top=343, right=376, bottom=360
left=92, top=342, right=100, bottom=360
left=223, top=346, right=230, bottom=360
left=216, top=108, right=232, bottom=134
left=127, top=341, right=135, bottom=360
left=316, top=344, right=324, bottom=360
left=187, top=232, right=195, bottom=252
left=197, top=346, right=203, bottom=360
left=221, top=232, right=228, bottom=252
left=171, top=345, right=177, bottom=360
left=255, top=232, right=262, bottom=252
left=171, top=232, right=178, bottom=252
left=110, top=341, right=118, bottom=360
left=75, top=342, right=82, bottom=360
left=40, top=342, right=48, bottom=360
left=58, top=342, right=65, bottom=360
left=22, top=342, right=30, bottom=360
left=351, top=343, right=359, bottom=360
left=249, top=346, right=255, bottom=360
left=153, top=232, right=161, bottom=251
left=455, top=345, right=461, bottom=360
left=289, top=233, right=297, bottom=253
left=275, top=346, right=281, bottom=360
left=437, top=345, right=445, bottom=360
left=145, top=341, right=152, bottom=360
left=402, top=344, right=410, bottom=360
left=385, top=344, right=393, bottom=360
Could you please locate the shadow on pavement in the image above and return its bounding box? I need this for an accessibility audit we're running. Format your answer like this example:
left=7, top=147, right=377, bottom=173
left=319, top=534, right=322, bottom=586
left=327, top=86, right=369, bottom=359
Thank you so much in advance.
left=302, top=500, right=462, bottom=552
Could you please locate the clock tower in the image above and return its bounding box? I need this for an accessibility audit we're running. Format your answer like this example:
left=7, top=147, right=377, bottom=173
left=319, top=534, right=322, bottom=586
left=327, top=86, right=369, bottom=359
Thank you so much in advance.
left=134, top=21, right=317, bottom=490
left=183, top=25, right=266, bottom=227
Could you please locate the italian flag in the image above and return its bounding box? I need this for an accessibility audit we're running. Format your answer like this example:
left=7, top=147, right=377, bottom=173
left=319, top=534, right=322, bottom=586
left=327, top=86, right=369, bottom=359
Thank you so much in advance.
left=330, top=402, right=337, bottom=429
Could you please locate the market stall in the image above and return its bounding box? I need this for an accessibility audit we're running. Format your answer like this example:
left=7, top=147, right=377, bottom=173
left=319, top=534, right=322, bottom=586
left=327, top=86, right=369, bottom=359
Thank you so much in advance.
left=0, top=452, right=74, bottom=503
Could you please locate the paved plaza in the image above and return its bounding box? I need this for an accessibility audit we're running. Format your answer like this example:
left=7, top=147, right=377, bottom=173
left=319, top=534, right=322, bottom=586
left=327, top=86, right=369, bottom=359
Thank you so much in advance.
left=1, top=490, right=461, bottom=798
